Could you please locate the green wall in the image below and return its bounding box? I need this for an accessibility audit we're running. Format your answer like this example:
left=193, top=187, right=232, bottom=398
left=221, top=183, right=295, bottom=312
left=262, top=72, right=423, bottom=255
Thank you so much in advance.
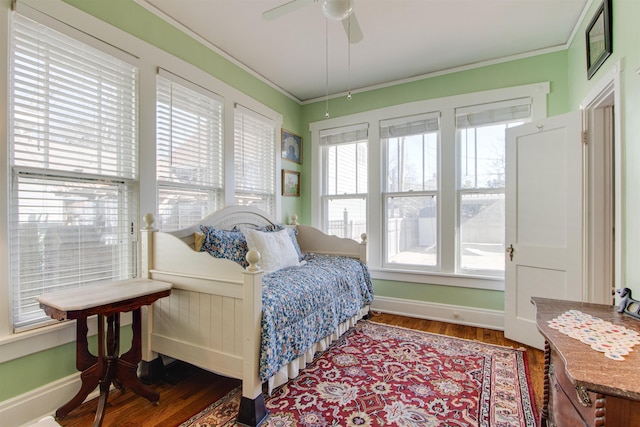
left=374, top=280, right=505, bottom=310
left=564, top=0, right=640, bottom=296
left=2, top=0, right=639, bottom=407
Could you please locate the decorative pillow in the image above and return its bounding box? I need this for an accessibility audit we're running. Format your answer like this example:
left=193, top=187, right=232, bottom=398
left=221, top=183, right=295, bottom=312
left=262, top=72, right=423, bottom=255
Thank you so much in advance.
left=193, top=232, right=205, bottom=252
left=243, top=228, right=300, bottom=273
left=257, top=224, right=304, bottom=261
left=285, top=227, right=304, bottom=261
left=199, top=226, right=249, bottom=268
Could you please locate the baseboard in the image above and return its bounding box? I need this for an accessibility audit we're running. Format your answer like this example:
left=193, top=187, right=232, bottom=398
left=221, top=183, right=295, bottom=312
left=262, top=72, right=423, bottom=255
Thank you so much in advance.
left=0, top=372, right=100, bottom=427
left=370, top=296, right=504, bottom=330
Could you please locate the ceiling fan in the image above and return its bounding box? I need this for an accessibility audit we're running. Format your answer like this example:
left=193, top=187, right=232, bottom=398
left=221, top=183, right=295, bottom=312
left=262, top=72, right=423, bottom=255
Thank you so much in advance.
left=263, top=0, right=364, bottom=44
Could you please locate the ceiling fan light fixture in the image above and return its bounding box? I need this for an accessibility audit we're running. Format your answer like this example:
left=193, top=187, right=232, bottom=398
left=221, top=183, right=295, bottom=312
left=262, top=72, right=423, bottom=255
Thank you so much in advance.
left=322, top=0, right=352, bottom=21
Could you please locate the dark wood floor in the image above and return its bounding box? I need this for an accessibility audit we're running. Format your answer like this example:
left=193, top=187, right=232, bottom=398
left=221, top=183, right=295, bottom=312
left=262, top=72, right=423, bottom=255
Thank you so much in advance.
left=56, top=312, right=545, bottom=427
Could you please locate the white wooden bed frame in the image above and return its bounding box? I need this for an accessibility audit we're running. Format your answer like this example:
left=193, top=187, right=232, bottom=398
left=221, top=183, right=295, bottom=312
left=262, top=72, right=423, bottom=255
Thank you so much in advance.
left=139, top=206, right=367, bottom=426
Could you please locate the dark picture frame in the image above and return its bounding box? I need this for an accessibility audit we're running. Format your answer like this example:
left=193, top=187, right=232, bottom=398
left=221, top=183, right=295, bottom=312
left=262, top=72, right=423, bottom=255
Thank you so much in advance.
left=585, top=0, right=612, bottom=80
left=282, top=169, right=300, bottom=197
left=281, top=129, right=302, bottom=164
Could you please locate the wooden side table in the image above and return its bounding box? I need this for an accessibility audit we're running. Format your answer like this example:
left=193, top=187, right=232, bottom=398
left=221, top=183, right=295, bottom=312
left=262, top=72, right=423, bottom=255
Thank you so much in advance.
left=36, top=279, right=172, bottom=427
left=533, top=297, right=640, bottom=426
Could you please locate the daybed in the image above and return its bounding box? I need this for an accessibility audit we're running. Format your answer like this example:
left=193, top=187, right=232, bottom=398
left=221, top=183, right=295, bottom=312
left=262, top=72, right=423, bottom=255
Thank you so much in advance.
left=139, top=206, right=373, bottom=426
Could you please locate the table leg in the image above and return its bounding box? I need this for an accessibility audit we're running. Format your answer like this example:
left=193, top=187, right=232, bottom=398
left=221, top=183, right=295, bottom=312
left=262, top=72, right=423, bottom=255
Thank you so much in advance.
left=76, top=317, right=97, bottom=371
left=55, top=363, right=101, bottom=420
left=57, top=307, right=160, bottom=424
left=116, top=308, right=160, bottom=403
left=56, top=316, right=105, bottom=420
left=93, top=314, right=116, bottom=427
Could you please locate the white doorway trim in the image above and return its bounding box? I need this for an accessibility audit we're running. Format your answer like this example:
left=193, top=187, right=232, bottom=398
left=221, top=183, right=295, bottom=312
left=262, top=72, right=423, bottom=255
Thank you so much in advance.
left=581, top=59, right=623, bottom=304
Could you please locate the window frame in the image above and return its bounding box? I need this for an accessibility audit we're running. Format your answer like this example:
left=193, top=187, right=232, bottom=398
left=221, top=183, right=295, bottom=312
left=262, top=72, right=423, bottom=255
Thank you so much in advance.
left=156, top=69, right=225, bottom=231
left=319, top=124, right=369, bottom=240
left=310, top=83, right=549, bottom=291
left=233, top=104, right=280, bottom=217
left=8, top=11, right=140, bottom=332
left=455, top=117, right=527, bottom=277
left=380, top=113, right=441, bottom=271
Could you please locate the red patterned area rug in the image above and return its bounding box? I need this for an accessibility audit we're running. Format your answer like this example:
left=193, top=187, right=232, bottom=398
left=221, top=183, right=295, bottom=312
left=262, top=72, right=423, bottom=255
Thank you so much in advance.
left=180, top=320, right=537, bottom=427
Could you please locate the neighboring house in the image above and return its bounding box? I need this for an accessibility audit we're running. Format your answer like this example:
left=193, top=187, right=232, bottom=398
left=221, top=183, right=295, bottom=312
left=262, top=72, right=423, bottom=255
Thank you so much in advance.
left=1, top=0, right=639, bottom=425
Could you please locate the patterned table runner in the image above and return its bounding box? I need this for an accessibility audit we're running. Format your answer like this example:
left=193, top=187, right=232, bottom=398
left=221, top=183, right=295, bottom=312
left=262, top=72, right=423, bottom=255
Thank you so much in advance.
left=547, top=310, right=640, bottom=361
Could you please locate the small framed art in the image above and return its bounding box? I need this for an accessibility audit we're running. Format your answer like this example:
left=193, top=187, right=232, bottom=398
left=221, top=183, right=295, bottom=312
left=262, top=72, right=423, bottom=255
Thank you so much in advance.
left=281, top=129, right=302, bottom=164
left=585, top=0, right=612, bottom=80
left=282, top=169, right=300, bottom=197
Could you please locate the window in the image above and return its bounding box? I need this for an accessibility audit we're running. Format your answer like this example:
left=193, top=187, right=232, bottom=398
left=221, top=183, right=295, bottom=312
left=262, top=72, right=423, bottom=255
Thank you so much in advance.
left=234, top=105, right=277, bottom=216
left=381, top=113, right=439, bottom=269
left=311, top=84, right=545, bottom=286
left=456, top=98, right=531, bottom=274
left=320, top=124, right=368, bottom=240
left=156, top=70, right=224, bottom=231
left=9, top=13, right=138, bottom=330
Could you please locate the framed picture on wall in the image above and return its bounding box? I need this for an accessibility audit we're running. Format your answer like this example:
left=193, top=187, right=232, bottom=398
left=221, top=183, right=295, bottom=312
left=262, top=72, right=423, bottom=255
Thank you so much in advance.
left=585, top=0, right=612, bottom=80
left=282, top=169, right=300, bottom=197
left=281, top=129, right=302, bottom=164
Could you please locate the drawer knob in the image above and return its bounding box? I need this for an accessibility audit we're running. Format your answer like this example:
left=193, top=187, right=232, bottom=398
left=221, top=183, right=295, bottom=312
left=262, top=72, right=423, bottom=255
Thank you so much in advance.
left=576, top=386, right=592, bottom=407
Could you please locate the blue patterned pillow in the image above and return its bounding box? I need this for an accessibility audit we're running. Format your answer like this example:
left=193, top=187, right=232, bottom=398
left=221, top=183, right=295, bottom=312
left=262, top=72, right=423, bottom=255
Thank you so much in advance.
left=199, top=226, right=249, bottom=268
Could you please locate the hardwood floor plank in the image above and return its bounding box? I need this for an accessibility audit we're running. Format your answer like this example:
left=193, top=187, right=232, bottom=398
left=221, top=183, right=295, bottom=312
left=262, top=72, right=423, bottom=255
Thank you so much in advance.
left=56, top=313, right=544, bottom=426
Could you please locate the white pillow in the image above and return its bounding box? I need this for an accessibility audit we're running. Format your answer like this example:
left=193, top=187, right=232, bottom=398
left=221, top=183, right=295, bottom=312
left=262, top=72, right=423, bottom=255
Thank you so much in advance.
left=243, top=228, right=300, bottom=273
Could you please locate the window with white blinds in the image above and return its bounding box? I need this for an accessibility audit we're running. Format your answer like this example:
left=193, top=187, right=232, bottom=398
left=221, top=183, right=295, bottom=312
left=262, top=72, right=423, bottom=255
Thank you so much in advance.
left=156, top=71, right=224, bottom=231
left=320, top=124, right=368, bottom=240
left=8, top=13, right=138, bottom=331
left=455, top=97, right=531, bottom=274
left=234, top=105, right=276, bottom=216
left=381, top=113, right=439, bottom=268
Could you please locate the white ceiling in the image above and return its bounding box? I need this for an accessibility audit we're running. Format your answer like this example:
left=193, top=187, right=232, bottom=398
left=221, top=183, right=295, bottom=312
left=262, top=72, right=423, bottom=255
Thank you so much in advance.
left=137, top=0, right=590, bottom=103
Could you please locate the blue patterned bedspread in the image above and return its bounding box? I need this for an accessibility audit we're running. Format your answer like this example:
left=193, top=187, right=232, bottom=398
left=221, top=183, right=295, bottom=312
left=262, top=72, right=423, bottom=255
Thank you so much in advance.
left=259, top=253, right=374, bottom=381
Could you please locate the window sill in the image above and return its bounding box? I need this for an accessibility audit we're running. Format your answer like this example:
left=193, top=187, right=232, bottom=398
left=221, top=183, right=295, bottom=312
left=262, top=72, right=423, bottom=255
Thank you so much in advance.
left=369, top=268, right=505, bottom=291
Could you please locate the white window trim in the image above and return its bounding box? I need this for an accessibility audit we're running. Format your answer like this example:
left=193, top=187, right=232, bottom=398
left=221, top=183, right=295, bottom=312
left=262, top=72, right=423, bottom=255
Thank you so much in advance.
left=310, top=82, right=549, bottom=290
left=0, top=0, right=282, bottom=361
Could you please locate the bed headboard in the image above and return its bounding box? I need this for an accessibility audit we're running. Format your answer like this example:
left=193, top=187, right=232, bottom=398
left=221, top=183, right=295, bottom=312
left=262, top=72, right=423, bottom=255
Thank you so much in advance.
left=164, top=205, right=279, bottom=240
left=143, top=206, right=367, bottom=265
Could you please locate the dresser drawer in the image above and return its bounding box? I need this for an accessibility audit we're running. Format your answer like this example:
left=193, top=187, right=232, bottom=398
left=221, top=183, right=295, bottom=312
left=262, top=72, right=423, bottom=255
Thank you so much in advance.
left=550, top=350, right=603, bottom=424
left=549, top=373, right=588, bottom=426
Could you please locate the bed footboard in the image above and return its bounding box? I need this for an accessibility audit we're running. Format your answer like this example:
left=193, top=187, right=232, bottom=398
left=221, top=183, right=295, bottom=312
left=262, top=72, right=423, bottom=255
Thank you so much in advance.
left=296, top=224, right=367, bottom=262
left=139, top=215, right=267, bottom=425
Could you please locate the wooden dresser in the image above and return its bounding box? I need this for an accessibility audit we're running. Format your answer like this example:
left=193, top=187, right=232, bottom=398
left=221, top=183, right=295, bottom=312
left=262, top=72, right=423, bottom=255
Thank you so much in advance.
left=533, top=297, right=640, bottom=427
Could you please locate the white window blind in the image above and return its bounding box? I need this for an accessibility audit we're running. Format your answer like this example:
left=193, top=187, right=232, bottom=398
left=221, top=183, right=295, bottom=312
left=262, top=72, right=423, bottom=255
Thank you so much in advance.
left=455, top=97, right=531, bottom=128
left=9, top=13, right=138, bottom=331
left=234, top=105, right=276, bottom=216
left=380, top=112, right=440, bottom=138
left=321, top=124, right=368, bottom=240
left=156, top=70, right=224, bottom=231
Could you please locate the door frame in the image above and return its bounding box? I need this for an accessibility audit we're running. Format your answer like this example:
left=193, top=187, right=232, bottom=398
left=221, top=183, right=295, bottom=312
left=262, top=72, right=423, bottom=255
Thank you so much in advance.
left=582, top=59, right=623, bottom=304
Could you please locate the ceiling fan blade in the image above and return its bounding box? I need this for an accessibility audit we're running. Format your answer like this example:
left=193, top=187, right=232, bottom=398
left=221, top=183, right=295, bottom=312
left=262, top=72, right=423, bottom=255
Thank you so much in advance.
left=342, top=11, right=364, bottom=43
left=263, top=0, right=316, bottom=21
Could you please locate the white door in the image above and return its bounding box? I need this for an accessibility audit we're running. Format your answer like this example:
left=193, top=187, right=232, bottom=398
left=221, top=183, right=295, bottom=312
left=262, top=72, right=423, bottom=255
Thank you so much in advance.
left=504, top=112, right=583, bottom=349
